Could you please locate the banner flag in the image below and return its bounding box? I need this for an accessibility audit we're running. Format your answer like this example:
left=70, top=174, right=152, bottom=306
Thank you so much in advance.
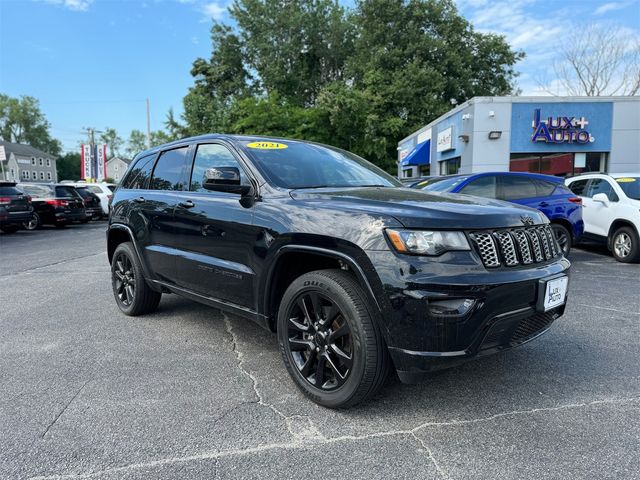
left=81, top=144, right=93, bottom=179
left=96, top=144, right=106, bottom=181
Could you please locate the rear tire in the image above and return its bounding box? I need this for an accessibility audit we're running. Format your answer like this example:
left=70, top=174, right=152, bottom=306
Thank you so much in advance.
left=611, top=226, right=640, bottom=263
left=0, top=225, right=20, bottom=233
left=551, top=223, right=571, bottom=256
left=23, top=212, right=41, bottom=230
left=277, top=269, right=389, bottom=409
left=111, top=242, right=161, bottom=315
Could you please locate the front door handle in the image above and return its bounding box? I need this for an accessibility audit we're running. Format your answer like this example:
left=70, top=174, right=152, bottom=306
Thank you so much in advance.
left=133, top=196, right=145, bottom=204
left=538, top=201, right=549, bottom=207
left=178, top=200, right=195, bottom=209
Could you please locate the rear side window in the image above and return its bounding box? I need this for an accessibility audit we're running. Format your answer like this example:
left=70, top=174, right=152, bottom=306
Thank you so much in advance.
left=459, top=176, right=497, bottom=198
left=501, top=176, right=537, bottom=200
left=122, top=155, right=156, bottom=189
left=75, top=188, right=90, bottom=198
left=534, top=180, right=558, bottom=197
left=0, top=186, right=21, bottom=195
left=586, top=179, right=618, bottom=201
left=21, top=184, right=53, bottom=197
left=55, top=186, right=81, bottom=198
left=567, top=179, right=588, bottom=196
left=150, top=147, right=190, bottom=191
left=87, top=185, right=103, bottom=194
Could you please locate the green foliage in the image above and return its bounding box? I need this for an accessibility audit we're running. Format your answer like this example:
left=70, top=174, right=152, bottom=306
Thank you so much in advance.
left=100, top=128, right=124, bottom=159
left=173, top=0, right=524, bottom=172
left=125, top=129, right=177, bottom=158
left=0, top=94, right=61, bottom=156
left=56, top=152, right=81, bottom=181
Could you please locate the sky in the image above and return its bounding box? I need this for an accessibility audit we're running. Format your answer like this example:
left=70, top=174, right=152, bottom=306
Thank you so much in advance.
left=1, top=0, right=639, bottom=153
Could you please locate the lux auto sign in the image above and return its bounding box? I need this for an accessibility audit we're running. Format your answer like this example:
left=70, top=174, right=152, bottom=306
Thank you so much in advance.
left=531, top=109, right=594, bottom=144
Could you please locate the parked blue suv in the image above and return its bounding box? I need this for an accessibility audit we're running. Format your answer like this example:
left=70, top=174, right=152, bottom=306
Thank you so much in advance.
left=413, top=172, right=584, bottom=254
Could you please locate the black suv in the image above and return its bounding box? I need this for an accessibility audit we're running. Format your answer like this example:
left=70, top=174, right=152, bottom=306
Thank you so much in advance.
left=0, top=181, right=33, bottom=233
left=108, top=135, right=570, bottom=408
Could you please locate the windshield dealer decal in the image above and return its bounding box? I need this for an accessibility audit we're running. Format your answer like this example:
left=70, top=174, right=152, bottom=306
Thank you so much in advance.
left=246, top=142, right=288, bottom=150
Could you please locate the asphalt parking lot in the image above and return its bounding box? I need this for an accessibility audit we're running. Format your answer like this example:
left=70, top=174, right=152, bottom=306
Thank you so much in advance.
left=1, top=223, right=639, bottom=479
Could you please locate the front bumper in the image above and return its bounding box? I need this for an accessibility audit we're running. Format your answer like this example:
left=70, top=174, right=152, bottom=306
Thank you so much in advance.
left=366, top=250, right=571, bottom=382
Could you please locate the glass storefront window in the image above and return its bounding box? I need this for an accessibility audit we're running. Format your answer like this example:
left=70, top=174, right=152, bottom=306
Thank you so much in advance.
left=509, top=152, right=607, bottom=177
left=440, top=157, right=460, bottom=175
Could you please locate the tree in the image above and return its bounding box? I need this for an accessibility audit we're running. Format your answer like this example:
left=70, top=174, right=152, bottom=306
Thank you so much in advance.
left=100, top=128, right=124, bottom=159
left=542, top=24, right=640, bottom=96
left=0, top=94, right=61, bottom=156
left=125, top=129, right=175, bottom=158
left=56, top=152, right=81, bottom=181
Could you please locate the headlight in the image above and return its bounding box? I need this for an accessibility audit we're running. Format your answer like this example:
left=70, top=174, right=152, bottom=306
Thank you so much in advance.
left=385, top=229, right=470, bottom=256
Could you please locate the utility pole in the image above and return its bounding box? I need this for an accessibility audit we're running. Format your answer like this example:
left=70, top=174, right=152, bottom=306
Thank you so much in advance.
left=146, top=98, right=151, bottom=149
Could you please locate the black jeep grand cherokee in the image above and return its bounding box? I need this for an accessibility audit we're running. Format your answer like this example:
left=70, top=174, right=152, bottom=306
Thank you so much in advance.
left=108, top=135, right=570, bottom=408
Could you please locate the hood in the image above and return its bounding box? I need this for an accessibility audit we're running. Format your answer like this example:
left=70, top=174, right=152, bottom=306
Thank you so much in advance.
left=289, top=187, right=547, bottom=229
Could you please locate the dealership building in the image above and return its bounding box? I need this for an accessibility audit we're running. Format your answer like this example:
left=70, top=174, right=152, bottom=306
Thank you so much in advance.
left=397, top=96, right=640, bottom=179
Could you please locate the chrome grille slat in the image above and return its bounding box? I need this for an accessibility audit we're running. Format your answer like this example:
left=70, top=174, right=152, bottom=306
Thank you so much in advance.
left=471, top=225, right=558, bottom=268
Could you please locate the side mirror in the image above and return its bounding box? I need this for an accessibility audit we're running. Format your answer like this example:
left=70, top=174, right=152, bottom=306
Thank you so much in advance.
left=592, top=193, right=610, bottom=206
left=203, top=167, right=252, bottom=195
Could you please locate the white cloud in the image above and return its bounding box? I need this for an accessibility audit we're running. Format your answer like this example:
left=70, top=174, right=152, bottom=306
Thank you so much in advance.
left=594, top=1, right=632, bottom=15
left=40, top=0, right=93, bottom=11
left=200, top=1, right=225, bottom=21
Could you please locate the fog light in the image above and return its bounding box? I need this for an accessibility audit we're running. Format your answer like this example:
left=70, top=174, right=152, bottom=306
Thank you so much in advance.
left=428, top=298, right=476, bottom=317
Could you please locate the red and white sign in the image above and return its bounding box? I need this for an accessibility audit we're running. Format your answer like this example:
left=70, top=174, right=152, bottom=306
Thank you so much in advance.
left=81, top=144, right=93, bottom=179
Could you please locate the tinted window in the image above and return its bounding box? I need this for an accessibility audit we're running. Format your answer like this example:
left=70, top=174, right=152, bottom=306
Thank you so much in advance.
left=0, top=186, right=21, bottom=195
left=534, top=180, right=558, bottom=197
left=87, top=185, right=103, bottom=194
left=190, top=144, right=249, bottom=192
left=568, top=179, right=588, bottom=196
left=75, top=188, right=91, bottom=198
left=55, top=186, right=81, bottom=198
left=501, top=176, right=538, bottom=200
left=122, top=155, right=156, bottom=190
left=150, top=147, right=190, bottom=191
left=459, top=176, right=497, bottom=198
left=586, top=179, right=618, bottom=201
left=420, top=176, right=470, bottom=192
left=615, top=177, right=640, bottom=200
left=240, top=140, right=400, bottom=189
left=107, top=185, right=116, bottom=192
left=20, top=184, right=53, bottom=197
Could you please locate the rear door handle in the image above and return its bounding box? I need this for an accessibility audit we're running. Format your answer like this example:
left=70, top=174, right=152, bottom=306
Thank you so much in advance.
left=178, top=200, right=195, bottom=209
left=133, top=196, right=145, bottom=204
left=538, top=202, right=549, bottom=207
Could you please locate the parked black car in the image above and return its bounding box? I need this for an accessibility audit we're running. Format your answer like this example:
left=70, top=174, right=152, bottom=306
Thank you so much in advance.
left=74, top=186, right=103, bottom=220
left=108, top=135, right=570, bottom=408
left=18, top=183, right=86, bottom=229
left=0, top=181, right=33, bottom=233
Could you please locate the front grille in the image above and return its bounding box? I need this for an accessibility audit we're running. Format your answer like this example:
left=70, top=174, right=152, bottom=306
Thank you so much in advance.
left=469, top=225, right=560, bottom=268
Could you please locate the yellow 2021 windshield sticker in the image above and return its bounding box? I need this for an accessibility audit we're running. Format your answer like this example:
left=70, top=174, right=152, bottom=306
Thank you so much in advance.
left=616, top=177, right=636, bottom=183
left=246, top=141, right=288, bottom=150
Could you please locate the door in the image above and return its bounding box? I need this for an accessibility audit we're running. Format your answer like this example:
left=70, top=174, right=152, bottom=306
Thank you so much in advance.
left=497, top=175, right=541, bottom=211
left=137, top=146, right=192, bottom=284
left=172, top=142, right=258, bottom=309
left=583, top=178, right=618, bottom=237
left=458, top=175, right=498, bottom=199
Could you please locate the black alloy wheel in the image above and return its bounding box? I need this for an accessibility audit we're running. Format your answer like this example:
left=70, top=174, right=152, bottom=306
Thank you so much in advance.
left=23, top=212, right=40, bottom=230
left=114, top=252, right=135, bottom=307
left=111, top=242, right=161, bottom=315
left=278, top=269, right=390, bottom=409
left=287, top=291, right=354, bottom=390
left=551, top=224, right=571, bottom=256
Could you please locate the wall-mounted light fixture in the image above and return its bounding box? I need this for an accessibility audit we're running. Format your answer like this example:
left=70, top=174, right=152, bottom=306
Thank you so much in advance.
left=458, top=134, right=470, bottom=143
left=488, top=131, right=502, bottom=140
left=462, top=113, right=471, bottom=120
left=488, top=110, right=495, bottom=117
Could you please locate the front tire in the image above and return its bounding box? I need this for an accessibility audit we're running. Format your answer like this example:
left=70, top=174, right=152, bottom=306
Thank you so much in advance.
left=277, top=269, right=389, bottom=409
left=111, top=242, right=161, bottom=315
left=551, top=223, right=571, bottom=256
left=23, top=212, right=41, bottom=230
left=611, top=226, right=640, bottom=263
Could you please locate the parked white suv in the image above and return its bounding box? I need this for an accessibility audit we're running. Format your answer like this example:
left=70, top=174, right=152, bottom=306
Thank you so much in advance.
left=565, top=173, right=640, bottom=263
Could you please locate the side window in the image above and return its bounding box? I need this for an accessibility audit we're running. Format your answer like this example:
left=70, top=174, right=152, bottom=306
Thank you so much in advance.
left=459, top=176, right=497, bottom=198
left=189, top=144, right=249, bottom=192
left=122, top=154, right=156, bottom=189
left=501, top=176, right=538, bottom=200
left=568, top=179, right=588, bottom=196
left=586, top=179, right=619, bottom=202
left=150, top=147, right=190, bottom=191
left=534, top=180, right=557, bottom=197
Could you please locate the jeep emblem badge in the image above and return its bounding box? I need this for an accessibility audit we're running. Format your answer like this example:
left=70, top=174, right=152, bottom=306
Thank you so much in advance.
left=520, top=215, right=535, bottom=226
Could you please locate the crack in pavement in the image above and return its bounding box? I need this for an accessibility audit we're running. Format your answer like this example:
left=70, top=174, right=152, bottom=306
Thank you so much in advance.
left=0, top=252, right=106, bottom=277
left=40, top=379, right=91, bottom=439
left=27, top=395, right=640, bottom=480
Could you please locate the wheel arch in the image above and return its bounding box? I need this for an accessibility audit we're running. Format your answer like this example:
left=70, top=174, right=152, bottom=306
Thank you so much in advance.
left=262, top=245, right=383, bottom=332
left=607, top=220, right=639, bottom=249
left=549, top=218, right=574, bottom=241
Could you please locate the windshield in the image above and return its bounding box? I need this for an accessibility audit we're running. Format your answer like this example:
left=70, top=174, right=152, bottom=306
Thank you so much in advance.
left=419, top=176, right=470, bottom=192
left=615, top=177, right=640, bottom=200
left=240, top=140, right=401, bottom=189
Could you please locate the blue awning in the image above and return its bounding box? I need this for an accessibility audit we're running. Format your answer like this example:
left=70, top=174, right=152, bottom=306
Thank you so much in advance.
left=401, top=140, right=430, bottom=166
